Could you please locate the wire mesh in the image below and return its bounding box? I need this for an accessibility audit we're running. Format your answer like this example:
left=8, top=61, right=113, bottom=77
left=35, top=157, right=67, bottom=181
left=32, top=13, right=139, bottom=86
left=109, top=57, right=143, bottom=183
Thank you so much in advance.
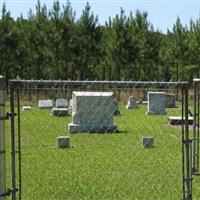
left=8, top=80, right=193, bottom=200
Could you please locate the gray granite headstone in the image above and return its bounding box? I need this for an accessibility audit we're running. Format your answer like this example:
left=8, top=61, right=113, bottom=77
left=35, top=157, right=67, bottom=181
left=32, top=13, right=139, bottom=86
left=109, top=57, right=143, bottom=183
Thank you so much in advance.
left=147, top=92, right=166, bottom=115
left=38, top=99, right=53, bottom=109
left=52, top=108, right=68, bottom=116
left=165, top=94, right=176, bottom=108
left=68, top=91, right=118, bottom=133
left=126, top=96, right=137, bottom=109
left=56, top=99, right=68, bottom=108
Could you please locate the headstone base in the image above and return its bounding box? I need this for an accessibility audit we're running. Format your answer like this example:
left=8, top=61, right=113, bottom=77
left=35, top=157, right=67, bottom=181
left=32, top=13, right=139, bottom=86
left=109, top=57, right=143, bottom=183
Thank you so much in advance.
left=52, top=108, right=68, bottom=116
left=68, top=123, right=118, bottom=133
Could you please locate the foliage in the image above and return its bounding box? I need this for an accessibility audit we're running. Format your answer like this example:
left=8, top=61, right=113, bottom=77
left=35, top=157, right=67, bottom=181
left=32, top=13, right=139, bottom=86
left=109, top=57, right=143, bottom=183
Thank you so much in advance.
left=0, top=1, right=200, bottom=84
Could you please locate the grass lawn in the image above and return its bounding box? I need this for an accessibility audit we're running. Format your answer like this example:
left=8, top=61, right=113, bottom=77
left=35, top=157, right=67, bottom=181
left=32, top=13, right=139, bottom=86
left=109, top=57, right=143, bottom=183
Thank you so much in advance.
left=4, top=102, right=200, bottom=200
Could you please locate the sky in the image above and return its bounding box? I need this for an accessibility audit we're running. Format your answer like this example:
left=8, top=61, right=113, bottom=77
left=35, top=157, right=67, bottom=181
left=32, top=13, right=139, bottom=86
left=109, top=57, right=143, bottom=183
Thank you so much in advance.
left=1, top=0, right=200, bottom=33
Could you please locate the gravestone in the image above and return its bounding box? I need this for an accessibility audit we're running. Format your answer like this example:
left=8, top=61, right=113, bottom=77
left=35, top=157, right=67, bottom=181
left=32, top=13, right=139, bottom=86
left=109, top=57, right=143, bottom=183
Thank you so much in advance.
left=168, top=116, right=193, bottom=125
left=56, top=99, right=68, bottom=108
left=165, top=94, right=176, bottom=108
left=52, top=108, right=68, bottom=116
left=113, top=100, right=120, bottom=116
left=142, top=137, right=154, bottom=148
left=68, top=91, right=117, bottom=133
left=57, top=136, right=70, bottom=148
left=38, top=99, right=53, bottom=109
left=22, top=106, right=31, bottom=112
left=126, top=96, right=137, bottom=109
left=147, top=92, right=166, bottom=115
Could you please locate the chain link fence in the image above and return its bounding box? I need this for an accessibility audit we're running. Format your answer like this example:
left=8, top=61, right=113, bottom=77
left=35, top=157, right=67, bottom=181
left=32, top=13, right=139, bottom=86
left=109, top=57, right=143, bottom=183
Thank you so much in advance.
left=1, top=79, right=195, bottom=200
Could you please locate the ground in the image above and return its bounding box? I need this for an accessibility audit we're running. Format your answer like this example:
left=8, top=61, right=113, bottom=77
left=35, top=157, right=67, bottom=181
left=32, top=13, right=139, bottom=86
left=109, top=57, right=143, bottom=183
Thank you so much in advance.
left=5, top=102, right=200, bottom=200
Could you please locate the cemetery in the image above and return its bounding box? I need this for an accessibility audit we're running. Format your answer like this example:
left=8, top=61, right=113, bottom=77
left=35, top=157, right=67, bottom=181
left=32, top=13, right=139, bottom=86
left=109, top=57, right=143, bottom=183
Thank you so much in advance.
left=1, top=1, right=200, bottom=199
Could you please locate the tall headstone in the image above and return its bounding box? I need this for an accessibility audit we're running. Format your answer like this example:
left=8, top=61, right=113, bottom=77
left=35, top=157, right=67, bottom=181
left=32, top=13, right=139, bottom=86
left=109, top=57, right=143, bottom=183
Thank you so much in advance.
left=56, top=99, right=68, bottom=108
left=38, top=99, right=53, bottom=109
left=68, top=92, right=118, bottom=133
left=147, top=92, right=166, bottom=115
left=126, top=96, right=137, bottom=109
left=165, top=94, right=176, bottom=108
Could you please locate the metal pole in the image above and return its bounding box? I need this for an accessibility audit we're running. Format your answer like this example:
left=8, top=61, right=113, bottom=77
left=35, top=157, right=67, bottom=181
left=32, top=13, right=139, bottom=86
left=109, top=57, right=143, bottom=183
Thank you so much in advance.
left=10, top=88, right=16, bottom=200
left=183, top=83, right=192, bottom=200
left=182, top=86, right=186, bottom=200
left=192, top=79, right=200, bottom=174
left=197, top=83, right=200, bottom=172
left=17, top=89, right=22, bottom=200
left=192, top=81, right=197, bottom=173
left=0, top=76, right=6, bottom=200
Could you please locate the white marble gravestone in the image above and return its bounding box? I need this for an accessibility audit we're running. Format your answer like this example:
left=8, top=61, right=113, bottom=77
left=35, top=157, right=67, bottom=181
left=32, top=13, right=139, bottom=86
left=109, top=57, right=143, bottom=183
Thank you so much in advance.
left=56, top=99, right=68, bottom=108
left=22, top=106, right=31, bottom=112
left=165, top=94, right=176, bottom=108
left=68, top=91, right=117, bottom=133
left=126, top=96, right=137, bottom=109
left=147, top=92, right=166, bottom=115
left=38, top=99, right=53, bottom=109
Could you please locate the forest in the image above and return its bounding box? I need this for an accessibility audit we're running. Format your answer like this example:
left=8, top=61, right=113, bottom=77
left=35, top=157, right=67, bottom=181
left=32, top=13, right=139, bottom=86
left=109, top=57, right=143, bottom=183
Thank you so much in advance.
left=0, top=0, right=200, bottom=86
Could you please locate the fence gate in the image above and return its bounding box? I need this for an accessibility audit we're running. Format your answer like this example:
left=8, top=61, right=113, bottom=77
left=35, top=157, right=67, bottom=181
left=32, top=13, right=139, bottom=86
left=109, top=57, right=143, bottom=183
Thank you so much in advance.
left=1, top=79, right=193, bottom=199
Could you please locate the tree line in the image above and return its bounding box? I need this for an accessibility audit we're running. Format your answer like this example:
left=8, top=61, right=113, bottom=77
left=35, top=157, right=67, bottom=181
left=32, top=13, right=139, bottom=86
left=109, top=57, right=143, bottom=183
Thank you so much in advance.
left=0, top=0, right=200, bottom=86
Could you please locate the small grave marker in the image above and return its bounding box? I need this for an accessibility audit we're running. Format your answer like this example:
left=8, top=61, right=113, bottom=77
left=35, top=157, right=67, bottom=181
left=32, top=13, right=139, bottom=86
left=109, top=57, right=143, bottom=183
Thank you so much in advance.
left=142, top=137, right=154, bottom=148
left=57, top=136, right=70, bottom=148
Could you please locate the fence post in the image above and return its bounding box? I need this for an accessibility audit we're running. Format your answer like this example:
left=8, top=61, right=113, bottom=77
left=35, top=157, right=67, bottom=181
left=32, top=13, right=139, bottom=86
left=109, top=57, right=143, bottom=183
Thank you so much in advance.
left=10, top=87, right=16, bottom=200
left=182, top=83, right=192, bottom=200
left=0, top=76, right=6, bottom=200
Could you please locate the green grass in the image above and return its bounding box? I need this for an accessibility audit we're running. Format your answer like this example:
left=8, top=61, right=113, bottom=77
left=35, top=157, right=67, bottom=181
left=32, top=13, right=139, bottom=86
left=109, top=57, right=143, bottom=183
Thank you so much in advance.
left=4, top=103, right=200, bottom=199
